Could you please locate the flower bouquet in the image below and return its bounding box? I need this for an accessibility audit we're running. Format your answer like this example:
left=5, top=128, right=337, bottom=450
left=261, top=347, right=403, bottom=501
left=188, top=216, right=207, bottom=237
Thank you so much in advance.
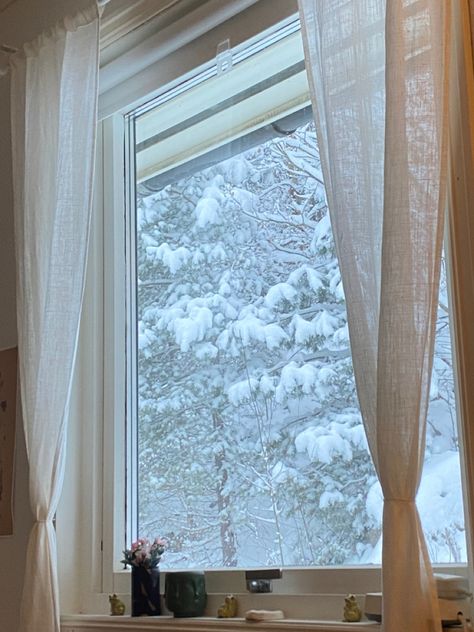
left=121, top=537, right=166, bottom=616
left=121, top=537, right=166, bottom=569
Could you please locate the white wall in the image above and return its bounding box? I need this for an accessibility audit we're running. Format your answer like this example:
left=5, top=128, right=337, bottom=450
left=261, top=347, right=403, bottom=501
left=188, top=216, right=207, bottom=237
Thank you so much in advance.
left=0, top=2, right=95, bottom=629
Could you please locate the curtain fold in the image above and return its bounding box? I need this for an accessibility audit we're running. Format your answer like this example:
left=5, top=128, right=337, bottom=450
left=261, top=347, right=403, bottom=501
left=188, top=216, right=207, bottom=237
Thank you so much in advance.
left=298, top=1, right=450, bottom=631
left=10, top=6, right=100, bottom=631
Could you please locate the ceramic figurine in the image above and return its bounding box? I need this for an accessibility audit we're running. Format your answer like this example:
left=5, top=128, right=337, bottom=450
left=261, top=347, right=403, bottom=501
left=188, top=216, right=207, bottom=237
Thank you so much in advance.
left=109, top=593, right=126, bottom=616
left=165, top=571, right=207, bottom=617
left=217, top=594, right=238, bottom=618
left=343, top=594, right=362, bottom=622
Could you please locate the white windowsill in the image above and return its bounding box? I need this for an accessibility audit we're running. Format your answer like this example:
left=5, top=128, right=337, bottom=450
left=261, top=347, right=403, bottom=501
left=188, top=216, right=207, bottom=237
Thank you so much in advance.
left=62, top=590, right=374, bottom=623
left=61, top=587, right=381, bottom=631
left=61, top=615, right=380, bottom=632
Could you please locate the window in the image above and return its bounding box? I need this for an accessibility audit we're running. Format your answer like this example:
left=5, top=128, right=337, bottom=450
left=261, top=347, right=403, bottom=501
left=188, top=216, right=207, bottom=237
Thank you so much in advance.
left=124, top=16, right=466, bottom=572
left=57, top=1, right=471, bottom=620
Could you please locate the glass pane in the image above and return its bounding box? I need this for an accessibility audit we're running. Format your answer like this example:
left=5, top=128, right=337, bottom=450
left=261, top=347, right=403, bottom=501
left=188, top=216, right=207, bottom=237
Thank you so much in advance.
left=131, top=29, right=466, bottom=569
left=421, top=256, right=466, bottom=563
left=361, top=254, right=466, bottom=564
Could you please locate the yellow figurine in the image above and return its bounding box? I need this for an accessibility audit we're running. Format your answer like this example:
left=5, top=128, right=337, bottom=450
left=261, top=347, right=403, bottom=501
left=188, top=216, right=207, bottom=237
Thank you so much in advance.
left=109, top=593, right=126, bottom=616
left=217, top=594, right=238, bottom=618
left=343, top=594, right=362, bottom=622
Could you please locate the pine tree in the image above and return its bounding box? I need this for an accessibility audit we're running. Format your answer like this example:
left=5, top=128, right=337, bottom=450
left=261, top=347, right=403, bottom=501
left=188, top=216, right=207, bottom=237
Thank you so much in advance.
left=135, top=121, right=464, bottom=567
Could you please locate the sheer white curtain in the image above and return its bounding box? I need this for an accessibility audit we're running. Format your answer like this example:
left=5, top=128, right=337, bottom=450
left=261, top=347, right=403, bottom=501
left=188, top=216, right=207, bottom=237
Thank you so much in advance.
left=299, top=1, right=450, bottom=631
left=10, top=5, right=100, bottom=631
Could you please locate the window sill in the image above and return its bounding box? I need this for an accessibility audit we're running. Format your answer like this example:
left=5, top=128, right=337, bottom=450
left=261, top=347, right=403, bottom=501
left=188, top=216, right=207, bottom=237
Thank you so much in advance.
left=61, top=615, right=380, bottom=632
left=64, top=591, right=372, bottom=623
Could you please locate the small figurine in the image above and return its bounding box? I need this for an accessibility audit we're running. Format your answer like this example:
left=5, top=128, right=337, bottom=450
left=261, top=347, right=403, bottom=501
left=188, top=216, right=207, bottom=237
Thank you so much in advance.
left=343, top=594, right=362, bottom=622
left=217, top=594, right=238, bottom=618
left=109, top=593, right=126, bottom=616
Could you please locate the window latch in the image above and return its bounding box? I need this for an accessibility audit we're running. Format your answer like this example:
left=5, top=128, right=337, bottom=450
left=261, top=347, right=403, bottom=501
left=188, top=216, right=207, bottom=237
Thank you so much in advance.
left=245, top=568, right=282, bottom=593
left=216, top=39, right=233, bottom=75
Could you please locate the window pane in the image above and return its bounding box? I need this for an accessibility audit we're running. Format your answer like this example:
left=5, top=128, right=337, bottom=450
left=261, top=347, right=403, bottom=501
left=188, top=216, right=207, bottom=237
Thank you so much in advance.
left=362, top=254, right=467, bottom=564
left=131, top=30, right=466, bottom=569
left=420, top=256, right=467, bottom=563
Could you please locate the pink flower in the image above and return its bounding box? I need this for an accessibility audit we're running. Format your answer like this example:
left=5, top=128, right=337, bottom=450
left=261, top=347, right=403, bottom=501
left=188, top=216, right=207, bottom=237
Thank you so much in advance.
left=121, top=535, right=166, bottom=569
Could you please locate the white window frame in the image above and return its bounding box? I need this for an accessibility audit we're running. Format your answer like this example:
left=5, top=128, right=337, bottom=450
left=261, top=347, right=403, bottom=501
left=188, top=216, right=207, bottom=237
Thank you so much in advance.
left=57, top=0, right=471, bottom=618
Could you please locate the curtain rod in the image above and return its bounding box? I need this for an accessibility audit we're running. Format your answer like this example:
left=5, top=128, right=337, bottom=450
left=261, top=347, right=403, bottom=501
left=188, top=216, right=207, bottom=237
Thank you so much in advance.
left=1, top=44, right=18, bottom=54
left=0, top=0, right=108, bottom=78
left=0, top=0, right=173, bottom=77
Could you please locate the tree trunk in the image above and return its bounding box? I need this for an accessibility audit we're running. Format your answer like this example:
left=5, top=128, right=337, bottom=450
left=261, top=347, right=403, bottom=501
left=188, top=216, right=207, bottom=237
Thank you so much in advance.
left=213, top=411, right=237, bottom=566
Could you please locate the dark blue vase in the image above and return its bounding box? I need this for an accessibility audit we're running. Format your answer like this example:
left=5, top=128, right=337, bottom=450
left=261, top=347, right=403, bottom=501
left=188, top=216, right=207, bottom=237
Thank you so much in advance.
left=131, top=566, right=161, bottom=616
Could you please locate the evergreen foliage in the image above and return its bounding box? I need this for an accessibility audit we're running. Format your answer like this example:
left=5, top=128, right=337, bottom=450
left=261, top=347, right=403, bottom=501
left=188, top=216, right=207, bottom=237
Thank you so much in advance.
left=135, top=122, right=465, bottom=568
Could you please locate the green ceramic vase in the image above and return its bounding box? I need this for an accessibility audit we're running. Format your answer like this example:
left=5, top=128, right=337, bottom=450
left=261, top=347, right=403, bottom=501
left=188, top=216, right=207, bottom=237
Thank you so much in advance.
left=165, top=571, right=207, bottom=617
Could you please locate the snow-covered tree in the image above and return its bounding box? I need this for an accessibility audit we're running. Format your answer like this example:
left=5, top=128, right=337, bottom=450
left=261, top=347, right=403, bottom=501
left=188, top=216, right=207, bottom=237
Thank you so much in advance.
left=135, top=121, right=465, bottom=567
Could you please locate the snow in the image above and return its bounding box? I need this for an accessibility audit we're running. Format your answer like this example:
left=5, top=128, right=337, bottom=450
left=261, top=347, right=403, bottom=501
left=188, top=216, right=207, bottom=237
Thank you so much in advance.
left=318, top=366, right=337, bottom=384
left=216, top=329, right=229, bottom=350
left=149, top=243, right=191, bottom=274
left=314, top=310, right=339, bottom=337
left=231, top=314, right=287, bottom=350
left=135, top=119, right=465, bottom=568
left=194, top=342, right=218, bottom=360
left=319, top=490, right=344, bottom=509
left=157, top=306, right=185, bottom=329
left=192, top=250, right=205, bottom=266
left=418, top=452, right=466, bottom=561
left=345, top=422, right=369, bottom=451
left=259, top=374, right=276, bottom=396
left=137, top=321, right=155, bottom=352
left=265, top=283, right=297, bottom=308
left=203, top=181, right=225, bottom=201
left=295, top=426, right=353, bottom=464
left=362, top=451, right=467, bottom=564
left=232, top=187, right=256, bottom=213
left=275, top=362, right=318, bottom=402
left=365, top=480, right=383, bottom=527
left=329, top=268, right=345, bottom=301
left=332, top=323, right=350, bottom=347
left=226, top=158, right=249, bottom=185
left=263, top=323, right=288, bottom=349
left=426, top=399, right=457, bottom=454
left=218, top=280, right=231, bottom=297
left=313, top=212, right=332, bottom=245
left=292, top=315, right=317, bottom=345
left=209, top=244, right=227, bottom=261
left=270, top=462, right=292, bottom=484
left=195, top=197, right=221, bottom=227
left=141, top=234, right=159, bottom=247
left=288, top=265, right=324, bottom=292
left=227, top=377, right=259, bottom=405
left=167, top=306, right=213, bottom=352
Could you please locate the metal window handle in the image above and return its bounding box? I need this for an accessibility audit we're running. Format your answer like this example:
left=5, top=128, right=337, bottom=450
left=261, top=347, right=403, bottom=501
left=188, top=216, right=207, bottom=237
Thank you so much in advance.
left=245, top=569, right=282, bottom=593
